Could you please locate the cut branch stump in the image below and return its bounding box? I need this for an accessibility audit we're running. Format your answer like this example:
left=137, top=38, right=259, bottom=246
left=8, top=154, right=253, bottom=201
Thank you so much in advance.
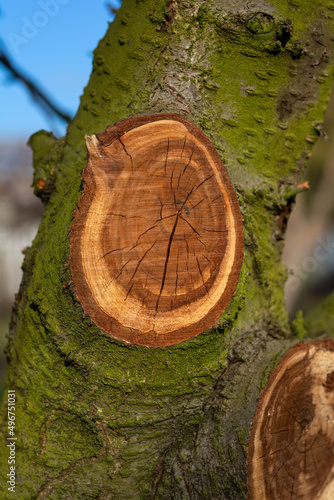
left=70, top=114, right=243, bottom=346
left=247, top=340, right=334, bottom=500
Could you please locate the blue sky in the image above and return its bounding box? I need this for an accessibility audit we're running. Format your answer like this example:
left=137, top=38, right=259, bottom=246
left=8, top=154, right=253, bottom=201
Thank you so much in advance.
left=0, top=0, right=121, bottom=140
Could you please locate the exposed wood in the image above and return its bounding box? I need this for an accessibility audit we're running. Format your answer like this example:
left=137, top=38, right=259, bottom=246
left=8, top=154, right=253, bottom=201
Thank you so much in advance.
left=247, top=340, right=334, bottom=500
left=70, top=114, right=243, bottom=346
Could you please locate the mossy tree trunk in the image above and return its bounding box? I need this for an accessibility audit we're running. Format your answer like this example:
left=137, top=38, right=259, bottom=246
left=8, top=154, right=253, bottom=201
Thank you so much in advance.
left=1, top=1, right=334, bottom=498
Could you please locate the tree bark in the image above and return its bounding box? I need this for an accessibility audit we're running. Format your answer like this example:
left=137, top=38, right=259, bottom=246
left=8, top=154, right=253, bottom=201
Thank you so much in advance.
left=1, top=1, right=334, bottom=498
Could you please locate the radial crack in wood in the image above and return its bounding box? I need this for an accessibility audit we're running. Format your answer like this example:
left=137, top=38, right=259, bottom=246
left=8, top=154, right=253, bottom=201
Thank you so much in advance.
left=247, top=340, right=334, bottom=500
left=70, top=114, right=243, bottom=346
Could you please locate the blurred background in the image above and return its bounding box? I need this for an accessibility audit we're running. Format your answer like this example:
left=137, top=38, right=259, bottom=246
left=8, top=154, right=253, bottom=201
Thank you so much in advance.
left=0, top=0, right=121, bottom=397
left=284, top=95, right=334, bottom=321
left=0, top=0, right=334, bottom=398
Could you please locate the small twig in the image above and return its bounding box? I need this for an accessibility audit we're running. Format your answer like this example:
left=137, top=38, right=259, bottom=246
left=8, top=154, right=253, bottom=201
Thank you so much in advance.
left=0, top=47, right=72, bottom=123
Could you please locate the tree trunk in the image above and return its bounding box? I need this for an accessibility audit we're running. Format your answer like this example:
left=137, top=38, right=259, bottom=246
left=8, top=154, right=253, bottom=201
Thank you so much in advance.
left=1, top=1, right=334, bottom=498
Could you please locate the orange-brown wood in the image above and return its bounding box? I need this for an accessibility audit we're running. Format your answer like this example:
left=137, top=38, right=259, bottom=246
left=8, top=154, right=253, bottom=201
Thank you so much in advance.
left=70, top=114, right=243, bottom=346
left=247, top=340, right=334, bottom=500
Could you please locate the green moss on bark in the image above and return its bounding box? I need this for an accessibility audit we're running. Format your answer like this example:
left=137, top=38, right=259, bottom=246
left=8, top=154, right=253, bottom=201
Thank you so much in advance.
left=304, top=290, right=334, bottom=337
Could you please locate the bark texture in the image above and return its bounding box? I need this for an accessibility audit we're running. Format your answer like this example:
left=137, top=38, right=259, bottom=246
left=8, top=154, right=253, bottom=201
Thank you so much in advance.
left=1, top=0, right=334, bottom=498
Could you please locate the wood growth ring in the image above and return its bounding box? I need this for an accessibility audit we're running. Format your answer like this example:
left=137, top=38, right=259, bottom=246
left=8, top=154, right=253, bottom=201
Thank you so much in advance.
left=70, top=114, right=243, bottom=346
left=247, top=340, right=334, bottom=500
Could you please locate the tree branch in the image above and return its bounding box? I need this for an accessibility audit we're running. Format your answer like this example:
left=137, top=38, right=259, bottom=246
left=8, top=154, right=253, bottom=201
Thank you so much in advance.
left=0, top=47, right=72, bottom=124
